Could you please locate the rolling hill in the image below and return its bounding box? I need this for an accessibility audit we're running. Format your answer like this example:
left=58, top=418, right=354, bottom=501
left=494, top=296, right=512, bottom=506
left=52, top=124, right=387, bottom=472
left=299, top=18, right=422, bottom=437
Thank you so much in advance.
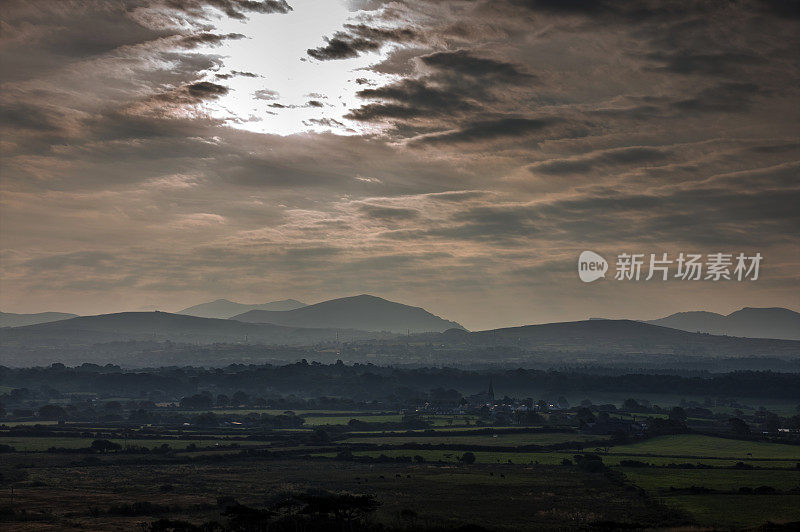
left=0, top=311, right=383, bottom=348
left=647, top=307, right=800, bottom=340
left=230, top=294, right=464, bottom=333
left=178, top=298, right=307, bottom=319
left=417, top=319, right=800, bottom=357
left=0, top=311, right=79, bottom=328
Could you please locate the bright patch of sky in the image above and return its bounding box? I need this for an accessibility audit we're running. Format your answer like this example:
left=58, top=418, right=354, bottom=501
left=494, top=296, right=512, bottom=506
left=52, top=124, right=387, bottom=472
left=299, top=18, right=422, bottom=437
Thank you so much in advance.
left=188, top=0, right=398, bottom=135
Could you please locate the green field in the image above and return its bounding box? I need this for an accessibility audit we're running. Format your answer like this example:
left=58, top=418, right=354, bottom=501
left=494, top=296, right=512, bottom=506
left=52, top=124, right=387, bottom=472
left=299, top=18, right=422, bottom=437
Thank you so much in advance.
left=316, top=447, right=799, bottom=469
left=621, top=468, right=800, bottom=491
left=2, top=455, right=689, bottom=530
left=301, top=414, right=404, bottom=426
left=661, top=494, right=800, bottom=527
left=0, top=420, right=60, bottom=427
left=607, top=434, right=800, bottom=460
left=344, top=432, right=607, bottom=447
left=0, top=437, right=267, bottom=451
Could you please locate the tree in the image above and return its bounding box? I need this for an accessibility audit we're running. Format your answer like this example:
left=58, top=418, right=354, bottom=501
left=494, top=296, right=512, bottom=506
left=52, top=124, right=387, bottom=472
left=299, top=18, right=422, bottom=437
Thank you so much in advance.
left=574, top=453, right=605, bottom=473
left=575, top=407, right=596, bottom=426
left=179, top=394, right=213, bottom=410
left=90, top=439, right=121, bottom=452
left=38, top=404, right=67, bottom=420
left=728, top=417, right=751, bottom=436
left=103, top=401, right=122, bottom=414
left=460, top=452, right=476, bottom=464
left=623, top=398, right=640, bottom=411
left=194, top=412, right=218, bottom=427
left=761, top=412, right=780, bottom=434
left=669, top=406, right=687, bottom=423
left=231, top=391, right=249, bottom=406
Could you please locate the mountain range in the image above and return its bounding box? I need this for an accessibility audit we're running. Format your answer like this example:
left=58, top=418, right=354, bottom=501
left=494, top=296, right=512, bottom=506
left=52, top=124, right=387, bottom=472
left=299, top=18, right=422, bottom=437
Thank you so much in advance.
left=420, top=319, right=800, bottom=357
left=646, top=307, right=800, bottom=340
left=178, top=298, right=307, bottom=319
left=230, top=294, right=464, bottom=333
left=0, top=311, right=382, bottom=347
left=0, top=311, right=78, bottom=328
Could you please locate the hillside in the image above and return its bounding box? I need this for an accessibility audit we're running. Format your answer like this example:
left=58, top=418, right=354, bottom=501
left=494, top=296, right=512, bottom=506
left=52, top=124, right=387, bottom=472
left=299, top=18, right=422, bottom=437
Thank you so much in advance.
left=230, top=294, right=464, bottom=333
left=0, top=311, right=382, bottom=349
left=178, top=298, right=307, bottom=319
left=647, top=307, right=800, bottom=340
left=0, top=311, right=78, bottom=328
left=418, top=319, right=800, bottom=357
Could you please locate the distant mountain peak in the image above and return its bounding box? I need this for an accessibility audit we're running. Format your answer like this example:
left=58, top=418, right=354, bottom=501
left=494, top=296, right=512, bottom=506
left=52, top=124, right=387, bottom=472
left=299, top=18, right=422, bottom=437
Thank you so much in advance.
left=648, top=307, right=799, bottom=340
left=0, top=311, right=79, bottom=328
left=230, top=294, right=463, bottom=333
left=178, top=298, right=307, bottom=319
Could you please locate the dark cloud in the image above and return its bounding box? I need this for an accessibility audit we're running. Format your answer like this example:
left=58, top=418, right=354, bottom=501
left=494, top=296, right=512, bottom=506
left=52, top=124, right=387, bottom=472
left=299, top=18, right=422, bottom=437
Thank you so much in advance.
left=756, top=0, right=800, bottom=19
left=644, top=50, right=765, bottom=76
left=254, top=89, right=280, bottom=100
left=1, top=0, right=799, bottom=326
left=307, top=24, right=417, bottom=60
left=304, top=117, right=347, bottom=129
left=673, top=82, right=763, bottom=113
left=420, top=50, right=536, bottom=84
left=164, top=0, right=292, bottom=19
left=0, top=102, right=67, bottom=133
left=219, top=70, right=260, bottom=79
left=232, top=70, right=259, bottom=77
left=346, top=79, right=475, bottom=121
left=359, top=204, right=420, bottom=222
left=410, top=116, right=578, bottom=146
left=530, top=147, right=672, bottom=175
left=152, top=81, right=230, bottom=105
left=177, top=32, right=246, bottom=48
left=507, top=0, right=725, bottom=22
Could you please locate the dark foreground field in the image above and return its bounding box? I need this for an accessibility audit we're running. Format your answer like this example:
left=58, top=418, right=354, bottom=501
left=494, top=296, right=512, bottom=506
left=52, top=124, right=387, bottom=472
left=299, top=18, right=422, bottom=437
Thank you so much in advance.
left=3, top=364, right=800, bottom=530
left=2, top=453, right=691, bottom=531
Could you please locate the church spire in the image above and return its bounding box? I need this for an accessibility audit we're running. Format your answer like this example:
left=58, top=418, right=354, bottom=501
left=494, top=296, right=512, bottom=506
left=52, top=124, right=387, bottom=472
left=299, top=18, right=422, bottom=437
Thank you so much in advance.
left=487, top=377, right=494, bottom=401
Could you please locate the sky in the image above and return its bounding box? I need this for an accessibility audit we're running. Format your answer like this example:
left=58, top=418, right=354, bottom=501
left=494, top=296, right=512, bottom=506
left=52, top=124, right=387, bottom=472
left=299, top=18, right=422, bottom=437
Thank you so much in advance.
left=1, top=0, right=798, bottom=330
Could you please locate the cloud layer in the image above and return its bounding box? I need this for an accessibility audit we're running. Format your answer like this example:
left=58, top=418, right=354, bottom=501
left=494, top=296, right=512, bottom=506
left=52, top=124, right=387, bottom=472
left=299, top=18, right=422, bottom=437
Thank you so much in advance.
left=1, top=0, right=798, bottom=328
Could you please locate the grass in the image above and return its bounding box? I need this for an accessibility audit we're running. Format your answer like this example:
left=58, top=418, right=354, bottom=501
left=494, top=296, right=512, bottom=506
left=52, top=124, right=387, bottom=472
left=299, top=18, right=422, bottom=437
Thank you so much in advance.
left=621, top=468, right=800, bottom=491
left=314, top=449, right=800, bottom=469
left=347, top=425, right=537, bottom=434
left=0, top=420, right=60, bottom=427
left=661, top=494, right=800, bottom=527
left=0, top=436, right=267, bottom=451
left=343, top=432, right=607, bottom=447
left=300, top=414, right=403, bottom=426
left=2, top=455, right=689, bottom=530
left=607, top=434, right=800, bottom=460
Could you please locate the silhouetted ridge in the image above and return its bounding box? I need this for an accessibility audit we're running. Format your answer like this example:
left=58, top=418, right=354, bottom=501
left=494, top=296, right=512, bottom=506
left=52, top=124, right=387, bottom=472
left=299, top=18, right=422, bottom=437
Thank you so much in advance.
left=647, top=307, right=800, bottom=340
left=230, top=294, right=464, bottom=333
left=178, top=298, right=307, bottom=319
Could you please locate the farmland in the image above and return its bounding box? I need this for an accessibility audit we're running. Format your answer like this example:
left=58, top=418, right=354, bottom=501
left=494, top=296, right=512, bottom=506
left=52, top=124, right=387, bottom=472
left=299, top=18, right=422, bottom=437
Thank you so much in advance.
left=2, top=364, right=800, bottom=530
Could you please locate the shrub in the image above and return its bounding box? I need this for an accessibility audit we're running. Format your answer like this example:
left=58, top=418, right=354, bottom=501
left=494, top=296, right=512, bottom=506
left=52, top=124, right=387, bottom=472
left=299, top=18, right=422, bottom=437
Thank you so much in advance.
left=754, top=485, right=776, bottom=494
left=619, top=460, right=648, bottom=467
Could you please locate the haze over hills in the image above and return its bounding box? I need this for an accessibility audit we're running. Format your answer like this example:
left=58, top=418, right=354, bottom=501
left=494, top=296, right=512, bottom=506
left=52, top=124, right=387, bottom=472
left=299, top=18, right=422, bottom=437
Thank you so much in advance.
left=0, top=311, right=383, bottom=348
left=1, top=309, right=799, bottom=367
left=421, top=319, right=800, bottom=357
left=647, top=307, right=800, bottom=340
left=178, top=298, right=307, bottom=319
left=0, top=311, right=79, bottom=328
left=230, top=294, right=464, bottom=333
